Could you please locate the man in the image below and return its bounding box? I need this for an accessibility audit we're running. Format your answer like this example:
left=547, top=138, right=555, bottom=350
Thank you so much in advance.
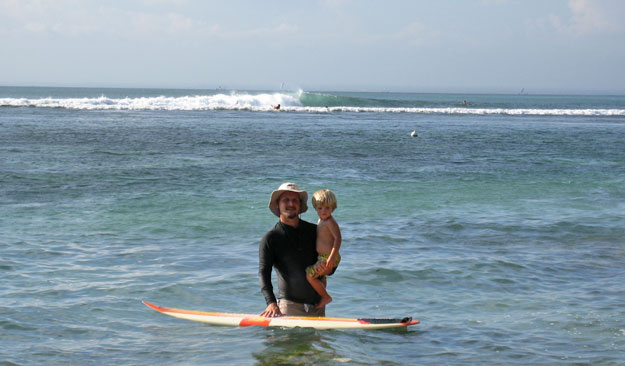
left=259, top=182, right=331, bottom=317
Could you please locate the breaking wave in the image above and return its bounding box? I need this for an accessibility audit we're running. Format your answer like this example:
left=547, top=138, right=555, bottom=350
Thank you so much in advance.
left=1, top=90, right=624, bottom=116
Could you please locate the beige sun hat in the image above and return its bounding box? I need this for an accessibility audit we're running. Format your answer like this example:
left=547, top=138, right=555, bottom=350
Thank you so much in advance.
left=268, top=182, right=308, bottom=217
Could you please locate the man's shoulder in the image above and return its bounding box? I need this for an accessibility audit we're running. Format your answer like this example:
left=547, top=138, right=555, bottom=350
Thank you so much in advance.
left=263, top=223, right=283, bottom=238
left=262, top=220, right=315, bottom=241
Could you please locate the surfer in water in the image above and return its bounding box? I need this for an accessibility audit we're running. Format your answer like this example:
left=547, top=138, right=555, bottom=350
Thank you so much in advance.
left=306, top=189, right=341, bottom=309
left=259, top=183, right=333, bottom=317
left=273, top=104, right=280, bottom=110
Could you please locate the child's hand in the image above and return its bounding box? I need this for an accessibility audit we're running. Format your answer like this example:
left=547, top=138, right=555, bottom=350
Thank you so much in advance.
left=314, top=261, right=330, bottom=276
left=324, top=256, right=334, bottom=268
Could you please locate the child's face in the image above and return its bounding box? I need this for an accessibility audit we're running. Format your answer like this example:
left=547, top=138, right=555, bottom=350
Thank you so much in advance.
left=315, top=205, right=333, bottom=220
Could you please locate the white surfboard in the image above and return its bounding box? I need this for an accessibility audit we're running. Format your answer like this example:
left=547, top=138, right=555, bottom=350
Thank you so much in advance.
left=143, top=301, right=419, bottom=330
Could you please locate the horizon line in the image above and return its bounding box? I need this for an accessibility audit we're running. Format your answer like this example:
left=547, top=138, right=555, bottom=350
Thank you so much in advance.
left=1, top=83, right=624, bottom=97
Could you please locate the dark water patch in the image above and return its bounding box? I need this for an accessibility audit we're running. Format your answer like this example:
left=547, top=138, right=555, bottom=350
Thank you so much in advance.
left=0, top=319, right=37, bottom=332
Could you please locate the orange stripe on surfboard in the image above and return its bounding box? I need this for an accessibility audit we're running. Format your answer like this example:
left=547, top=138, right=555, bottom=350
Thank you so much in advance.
left=239, top=316, right=272, bottom=327
left=143, top=301, right=247, bottom=318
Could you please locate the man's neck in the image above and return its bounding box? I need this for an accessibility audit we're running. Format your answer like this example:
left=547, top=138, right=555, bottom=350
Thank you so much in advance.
left=280, top=216, right=300, bottom=228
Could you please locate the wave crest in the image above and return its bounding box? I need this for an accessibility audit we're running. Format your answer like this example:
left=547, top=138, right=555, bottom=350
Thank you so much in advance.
left=1, top=91, right=624, bottom=116
left=0, top=91, right=303, bottom=111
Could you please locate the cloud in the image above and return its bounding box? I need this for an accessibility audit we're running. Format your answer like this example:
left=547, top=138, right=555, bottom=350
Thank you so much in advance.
left=566, top=0, right=622, bottom=34
left=219, top=23, right=299, bottom=39
left=536, top=0, right=624, bottom=36
left=23, top=22, right=47, bottom=33
left=318, top=0, right=351, bottom=11
left=394, top=22, right=427, bottom=45
left=0, top=1, right=105, bottom=37
left=0, top=2, right=296, bottom=41
left=121, top=10, right=213, bottom=38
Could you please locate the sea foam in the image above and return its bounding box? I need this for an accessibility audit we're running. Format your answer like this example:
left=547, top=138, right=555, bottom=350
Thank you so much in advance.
left=0, top=91, right=302, bottom=111
left=1, top=91, right=624, bottom=116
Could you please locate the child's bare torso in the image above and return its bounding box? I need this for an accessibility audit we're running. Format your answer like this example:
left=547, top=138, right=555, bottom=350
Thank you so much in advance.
left=316, top=217, right=338, bottom=254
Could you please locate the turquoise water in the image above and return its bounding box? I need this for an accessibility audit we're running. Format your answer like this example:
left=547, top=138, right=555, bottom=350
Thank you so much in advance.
left=1, top=87, right=624, bottom=365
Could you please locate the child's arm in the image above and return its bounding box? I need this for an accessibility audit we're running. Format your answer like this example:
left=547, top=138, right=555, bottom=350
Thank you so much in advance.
left=324, top=218, right=342, bottom=266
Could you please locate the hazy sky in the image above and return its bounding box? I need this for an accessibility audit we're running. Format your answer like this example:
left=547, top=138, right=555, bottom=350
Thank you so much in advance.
left=1, top=0, right=624, bottom=93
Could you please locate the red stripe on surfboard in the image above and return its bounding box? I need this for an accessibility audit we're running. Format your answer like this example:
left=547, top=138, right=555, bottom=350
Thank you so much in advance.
left=143, top=301, right=169, bottom=312
left=239, top=316, right=272, bottom=327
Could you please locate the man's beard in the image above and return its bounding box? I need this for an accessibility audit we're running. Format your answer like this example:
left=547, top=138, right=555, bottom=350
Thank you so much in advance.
left=284, top=207, right=299, bottom=219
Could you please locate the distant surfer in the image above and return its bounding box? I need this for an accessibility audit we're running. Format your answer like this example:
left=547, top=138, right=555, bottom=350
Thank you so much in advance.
left=463, top=100, right=468, bottom=106
left=259, top=183, right=333, bottom=317
left=306, top=189, right=341, bottom=309
left=273, top=104, right=280, bottom=110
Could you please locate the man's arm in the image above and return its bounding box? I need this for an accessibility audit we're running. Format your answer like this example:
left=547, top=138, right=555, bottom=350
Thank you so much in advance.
left=259, top=234, right=280, bottom=315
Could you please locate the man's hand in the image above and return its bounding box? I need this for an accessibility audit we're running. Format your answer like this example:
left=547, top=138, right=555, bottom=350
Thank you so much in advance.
left=260, top=302, right=282, bottom=317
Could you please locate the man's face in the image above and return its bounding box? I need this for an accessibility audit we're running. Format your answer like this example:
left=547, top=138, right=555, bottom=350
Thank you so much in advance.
left=278, top=191, right=301, bottom=219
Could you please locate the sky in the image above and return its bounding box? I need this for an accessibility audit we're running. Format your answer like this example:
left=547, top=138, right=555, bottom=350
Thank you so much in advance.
left=1, top=0, right=624, bottom=94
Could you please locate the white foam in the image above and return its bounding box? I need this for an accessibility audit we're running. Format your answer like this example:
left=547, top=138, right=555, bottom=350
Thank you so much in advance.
left=1, top=93, right=624, bottom=116
left=294, top=106, right=625, bottom=116
left=0, top=91, right=303, bottom=111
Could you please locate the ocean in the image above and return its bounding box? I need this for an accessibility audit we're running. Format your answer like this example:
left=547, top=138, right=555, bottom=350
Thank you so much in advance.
left=1, top=86, right=624, bottom=365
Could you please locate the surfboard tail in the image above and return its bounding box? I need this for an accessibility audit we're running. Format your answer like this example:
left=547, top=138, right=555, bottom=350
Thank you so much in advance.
left=358, top=317, right=419, bottom=325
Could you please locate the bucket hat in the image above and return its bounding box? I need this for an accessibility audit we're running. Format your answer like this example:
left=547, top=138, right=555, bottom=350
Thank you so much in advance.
left=268, top=182, right=308, bottom=217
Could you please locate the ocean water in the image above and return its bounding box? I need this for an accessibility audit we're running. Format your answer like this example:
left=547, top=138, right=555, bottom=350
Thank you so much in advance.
left=1, top=86, right=624, bottom=365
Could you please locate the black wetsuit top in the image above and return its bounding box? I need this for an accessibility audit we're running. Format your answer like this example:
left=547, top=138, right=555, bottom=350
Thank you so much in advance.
left=259, top=220, right=319, bottom=306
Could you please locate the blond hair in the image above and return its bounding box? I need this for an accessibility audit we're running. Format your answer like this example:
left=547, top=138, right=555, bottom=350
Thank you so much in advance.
left=311, top=189, right=337, bottom=210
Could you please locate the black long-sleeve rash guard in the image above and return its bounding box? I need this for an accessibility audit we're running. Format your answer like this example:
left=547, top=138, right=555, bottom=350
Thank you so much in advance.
left=259, top=220, right=320, bottom=306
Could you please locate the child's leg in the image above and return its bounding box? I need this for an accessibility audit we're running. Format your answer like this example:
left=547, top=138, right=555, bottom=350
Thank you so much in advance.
left=307, top=274, right=332, bottom=309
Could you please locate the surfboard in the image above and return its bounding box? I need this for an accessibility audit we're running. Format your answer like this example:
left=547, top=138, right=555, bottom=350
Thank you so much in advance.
left=143, top=301, right=419, bottom=330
